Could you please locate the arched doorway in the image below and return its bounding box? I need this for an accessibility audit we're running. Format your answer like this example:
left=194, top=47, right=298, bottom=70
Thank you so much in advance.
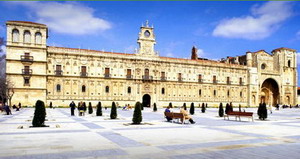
left=142, top=94, right=151, bottom=107
left=260, top=78, right=279, bottom=106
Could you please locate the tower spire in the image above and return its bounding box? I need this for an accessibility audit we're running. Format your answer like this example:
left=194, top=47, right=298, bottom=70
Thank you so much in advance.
left=191, top=46, right=198, bottom=60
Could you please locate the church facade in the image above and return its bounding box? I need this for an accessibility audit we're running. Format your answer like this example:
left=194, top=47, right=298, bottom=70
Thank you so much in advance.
left=5, top=21, right=298, bottom=107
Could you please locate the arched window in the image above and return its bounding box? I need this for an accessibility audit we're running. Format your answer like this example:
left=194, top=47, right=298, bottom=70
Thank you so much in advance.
left=12, top=29, right=19, bottom=42
left=240, top=91, right=243, bottom=97
left=261, top=63, right=266, bottom=69
left=24, top=31, right=31, bottom=43
left=56, top=84, right=61, bottom=92
left=128, top=87, right=131, bottom=94
left=35, top=32, right=42, bottom=44
left=162, top=88, right=165, bottom=94
left=82, top=85, right=86, bottom=92
left=252, top=95, right=256, bottom=104
left=288, top=60, right=291, bottom=67
left=199, top=89, right=202, bottom=96
left=213, top=90, right=216, bottom=96
left=227, top=90, right=230, bottom=97
left=105, top=86, right=109, bottom=93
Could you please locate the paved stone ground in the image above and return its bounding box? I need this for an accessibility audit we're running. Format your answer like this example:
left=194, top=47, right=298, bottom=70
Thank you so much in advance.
left=1, top=107, right=300, bottom=159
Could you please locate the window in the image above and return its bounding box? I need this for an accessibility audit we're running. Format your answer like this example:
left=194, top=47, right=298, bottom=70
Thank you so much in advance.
left=23, top=66, right=31, bottom=75
left=162, top=88, right=165, bottom=94
left=145, top=69, right=149, bottom=76
left=288, top=60, right=291, bottom=67
left=213, top=90, right=216, bottom=96
left=227, top=90, right=230, bottom=97
left=261, top=63, right=266, bottom=69
left=56, top=65, right=62, bottom=75
left=161, top=72, right=166, bottom=80
left=128, top=87, right=131, bottom=94
left=56, top=84, right=61, bottom=92
left=240, top=91, right=243, bottom=97
left=12, top=29, right=19, bottom=42
left=198, top=74, right=202, bottom=83
left=22, top=53, right=32, bottom=61
left=178, top=73, right=182, bottom=81
left=127, top=69, right=132, bottom=78
left=227, top=77, right=230, bottom=84
left=239, top=77, right=243, bottom=85
left=24, top=31, right=31, bottom=43
left=35, top=32, right=42, bottom=44
left=24, top=77, right=30, bottom=86
left=105, top=68, right=110, bottom=77
left=82, top=85, right=86, bottom=92
left=213, top=75, right=217, bottom=84
left=199, top=89, right=202, bottom=96
left=81, top=66, right=87, bottom=77
left=105, top=86, right=109, bottom=93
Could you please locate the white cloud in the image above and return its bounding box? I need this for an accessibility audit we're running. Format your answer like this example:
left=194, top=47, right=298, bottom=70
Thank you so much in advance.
left=124, top=45, right=136, bottom=53
left=1, top=45, right=6, bottom=55
left=11, top=1, right=111, bottom=35
left=0, top=25, right=4, bottom=32
left=162, top=41, right=183, bottom=58
left=166, top=52, right=174, bottom=57
left=212, top=1, right=293, bottom=40
left=197, top=48, right=205, bottom=57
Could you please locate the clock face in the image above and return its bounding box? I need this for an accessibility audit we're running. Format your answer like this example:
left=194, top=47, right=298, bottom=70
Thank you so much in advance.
left=144, top=30, right=150, bottom=37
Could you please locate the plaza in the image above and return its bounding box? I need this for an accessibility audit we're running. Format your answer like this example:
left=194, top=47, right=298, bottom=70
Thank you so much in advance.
left=1, top=107, right=300, bottom=159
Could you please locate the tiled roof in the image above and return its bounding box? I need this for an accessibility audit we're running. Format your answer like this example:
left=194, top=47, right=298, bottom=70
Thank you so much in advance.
left=48, top=46, right=134, bottom=56
left=7, top=21, right=46, bottom=26
left=272, top=47, right=297, bottom=52
left=48, top=46, right=245, bottom=68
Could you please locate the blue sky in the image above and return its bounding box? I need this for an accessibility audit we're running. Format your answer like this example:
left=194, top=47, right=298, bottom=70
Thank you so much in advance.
left=1, top=1, right=300, bottom=83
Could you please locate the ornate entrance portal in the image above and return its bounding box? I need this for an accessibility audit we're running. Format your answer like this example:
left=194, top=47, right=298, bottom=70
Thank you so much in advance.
left=260, top=78, right=279, bottom=106
left=142, top=94, right=151, bottom=107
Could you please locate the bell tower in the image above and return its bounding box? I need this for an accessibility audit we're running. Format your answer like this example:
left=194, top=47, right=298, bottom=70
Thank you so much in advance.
left=137, top=20, right=157, bottom=56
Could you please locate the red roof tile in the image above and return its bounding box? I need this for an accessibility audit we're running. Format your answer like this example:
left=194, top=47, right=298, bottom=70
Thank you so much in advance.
left=48, top=46, right=134, bottom=56
left=272, top=47, right=297, bottom=53
left=7, top=21, right=46, bottom=26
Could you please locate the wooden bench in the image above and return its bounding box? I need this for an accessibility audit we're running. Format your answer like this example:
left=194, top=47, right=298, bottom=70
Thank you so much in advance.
left=224, top=111, right=254, bottom=122
left=164, top=112, right=188, bottom=124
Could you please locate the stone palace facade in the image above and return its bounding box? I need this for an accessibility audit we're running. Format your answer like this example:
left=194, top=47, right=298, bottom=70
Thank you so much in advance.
left=5, top=21, right=298, bottom=107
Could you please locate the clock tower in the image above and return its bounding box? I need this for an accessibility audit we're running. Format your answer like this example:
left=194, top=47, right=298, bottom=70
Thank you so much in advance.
left=137, top=20, right=157, bottom=56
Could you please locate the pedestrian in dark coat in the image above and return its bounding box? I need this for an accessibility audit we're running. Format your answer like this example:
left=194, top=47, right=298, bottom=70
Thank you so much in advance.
left=4, top=104, right=12, bottom=115
left=88, top=102, right=93, bottom=114
left=225, top=103, right=230, bottom=114
left=70, top=101, right=76, bottom=116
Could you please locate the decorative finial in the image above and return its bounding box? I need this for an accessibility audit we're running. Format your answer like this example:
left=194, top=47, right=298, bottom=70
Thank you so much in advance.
left=146, top=20, right=149, bottom=27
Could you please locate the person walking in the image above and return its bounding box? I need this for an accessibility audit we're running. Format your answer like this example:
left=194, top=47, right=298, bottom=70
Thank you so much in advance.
left=78, top=101, right=84, bottom=116
left=4, top=103, right=12, bottom=115
left=69, top=101, right=76, bottom=116
left=268, top=105, right=273, bottom=114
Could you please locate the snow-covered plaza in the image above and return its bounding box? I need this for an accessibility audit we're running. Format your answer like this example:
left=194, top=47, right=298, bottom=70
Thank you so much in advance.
left=1, top=107, right=300, bottom=159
